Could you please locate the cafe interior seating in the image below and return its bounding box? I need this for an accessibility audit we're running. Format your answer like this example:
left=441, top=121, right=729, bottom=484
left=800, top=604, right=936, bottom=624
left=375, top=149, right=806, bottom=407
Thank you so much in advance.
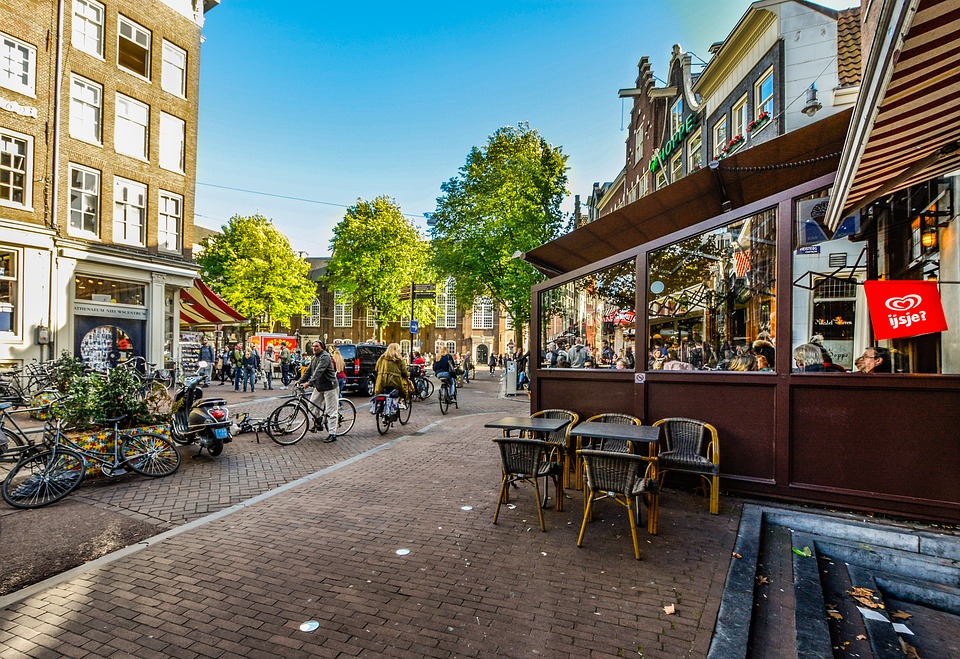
left=525, top=408, right=579, bottom=488
left=492, top=437, right=564, bottom=532
left=577, top=449, right=657, bottom=559
left=653, top=417, right=720, bottom=514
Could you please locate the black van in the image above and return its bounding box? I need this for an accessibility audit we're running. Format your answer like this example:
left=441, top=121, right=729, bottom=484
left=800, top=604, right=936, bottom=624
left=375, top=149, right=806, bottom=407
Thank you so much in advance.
left=335, top=343, right=387, bottom=396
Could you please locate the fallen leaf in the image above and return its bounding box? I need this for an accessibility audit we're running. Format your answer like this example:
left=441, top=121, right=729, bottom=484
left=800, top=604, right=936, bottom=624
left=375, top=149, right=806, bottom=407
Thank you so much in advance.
left=891, top=610, right=913, bottom=620
left=663, top=604, right=675, bottom=615
left=757, top=575, right=770, bottom=586
left=828, top=611, right=843, bottom=620
left=856, top=635, right=867, bottom=640
left=792, top=546, right=813, bottom=557
left=848, top=587, right=875, bottom=598
left=900, top=638, right=921, bottom=659
left=732, top=552, right=742, bottom=559
left=852, top=595, right=885, bottom=610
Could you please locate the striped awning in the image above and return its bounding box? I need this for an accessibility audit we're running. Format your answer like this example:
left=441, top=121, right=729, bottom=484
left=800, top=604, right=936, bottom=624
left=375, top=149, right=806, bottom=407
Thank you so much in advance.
left=179, top=279, right=245, bottom=326
left=826, top=0, right=960, bottom=229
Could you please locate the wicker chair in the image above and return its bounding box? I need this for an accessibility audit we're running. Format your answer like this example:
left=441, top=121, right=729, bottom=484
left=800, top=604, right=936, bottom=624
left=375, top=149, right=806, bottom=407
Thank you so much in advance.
left=574, top=413, right=643, bottom=489
left=577, top=449, right=657, bottom=559
left=653, top=417, right=720, bottom=514
left=492, top=437, right=564, bottom=532
left=526, top=409, right=579, bottom=489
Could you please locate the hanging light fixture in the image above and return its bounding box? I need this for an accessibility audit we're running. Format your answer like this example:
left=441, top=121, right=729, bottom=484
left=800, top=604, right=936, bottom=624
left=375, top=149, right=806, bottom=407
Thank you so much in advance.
left=802, top=84, right=822, bottom=117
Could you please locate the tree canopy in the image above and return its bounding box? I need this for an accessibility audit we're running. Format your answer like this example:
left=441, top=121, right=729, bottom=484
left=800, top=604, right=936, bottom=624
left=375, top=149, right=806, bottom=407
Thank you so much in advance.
left=323, top=196, right=431, bottom=339
left=430, top=123, right=568, bottom=339
left=196, top=214, right=315, bottom=329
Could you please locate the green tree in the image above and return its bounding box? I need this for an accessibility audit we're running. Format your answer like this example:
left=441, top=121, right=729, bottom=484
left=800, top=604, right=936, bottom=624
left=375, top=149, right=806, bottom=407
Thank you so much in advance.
left=430, top=123, right=568, bottom=344
left=196, top=214, right=315, bottom=330
left=324, top=196, right=431, bottom=340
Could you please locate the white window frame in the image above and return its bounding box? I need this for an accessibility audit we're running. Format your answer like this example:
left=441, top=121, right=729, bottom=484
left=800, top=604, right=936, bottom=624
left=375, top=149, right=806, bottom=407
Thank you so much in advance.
left=161, top=40, right=187, bottom=97
left=732, top=95, right=748, bottom=144
left=159, top=112, right=185, bottom=173
left=158, top=190, right=182, bottom=252
left=670, top=153, right=683, bottom=183
left=72, top=0, right=105, bottom=59
left=0, top=32, right=36, bottom=97
left=655, top=167, right=667, bottom=191
left=670, top=98, right=683, bottom=134
left=0, top=129, right=32, bottom=210
left=688, top=128, right=702, bottom=171
left=333, top=291, right=352, bottom=327
left=436, top=279, right=457, bottom=329
left=755, top=67, right=774, bottom=120
left=117, top=15, right=151, bottom=79
left=303, top=298, right=322, bottom=327
left=113, top=177, right=146, bottom=246
left=69, top=74, right=102, bottom=144
left=68, top=163, right=100, bottom=238
left=115, top=94, right=149, bottom=161
left=400, top=339, right=411, bottom=356
left=633, top=127, right=643, bottom=165
left=713, top=116, right=727, bottom=157
left=472, top=297, right=494, bottom=329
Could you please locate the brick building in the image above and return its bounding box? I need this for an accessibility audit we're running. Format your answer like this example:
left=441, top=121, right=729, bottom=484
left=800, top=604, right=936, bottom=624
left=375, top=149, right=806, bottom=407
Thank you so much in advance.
left=0, top=0, right=217, bottom=370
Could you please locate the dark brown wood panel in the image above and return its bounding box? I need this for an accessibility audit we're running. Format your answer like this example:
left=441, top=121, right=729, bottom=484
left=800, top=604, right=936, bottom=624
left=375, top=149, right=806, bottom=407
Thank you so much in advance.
left=535, top=372, right=637, bottom=422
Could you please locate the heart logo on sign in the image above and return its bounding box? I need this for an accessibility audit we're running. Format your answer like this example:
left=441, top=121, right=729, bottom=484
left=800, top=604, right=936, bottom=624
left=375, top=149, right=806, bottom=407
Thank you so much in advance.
left=884, top=294, right=922, bottom=312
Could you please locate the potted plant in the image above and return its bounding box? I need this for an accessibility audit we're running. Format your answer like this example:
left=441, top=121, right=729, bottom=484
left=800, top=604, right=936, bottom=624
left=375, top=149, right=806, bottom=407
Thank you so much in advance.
left=747, top=110, right=771, bottom=133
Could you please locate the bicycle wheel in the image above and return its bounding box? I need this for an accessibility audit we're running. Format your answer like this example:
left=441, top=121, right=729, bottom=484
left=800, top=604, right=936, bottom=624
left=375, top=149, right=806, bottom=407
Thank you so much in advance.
left=121, top=432, right=181, bottom=477
left=335, top=398, right=357, bottom=436
left=267, top=402, right=309, bottom=445
left=376, top=407, right=391, bottom=435
left=1, top=427, right=26, bottom=477
left=439, top=384, right=450, bottom=415
left=141, top=380, right=173, bottom=415
left=418, top=378, right=434, bottom=400
left=2, top=448, right=85, bottom=509
left=398, top=393, right=413, bottom=425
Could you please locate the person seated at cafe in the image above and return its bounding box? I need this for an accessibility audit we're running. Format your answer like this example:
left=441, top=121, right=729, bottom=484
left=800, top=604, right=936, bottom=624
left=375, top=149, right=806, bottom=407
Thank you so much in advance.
left=752, top=340, right=775, bottom=372
left=615, top=358, right=628, bottom=369
left=793, top=343, right=826, bottom=372
left=662, top=349, right=694, bottom=370
left=859, top=346, right=892, bottom=373
left=728, top=354, right=757, bottom=371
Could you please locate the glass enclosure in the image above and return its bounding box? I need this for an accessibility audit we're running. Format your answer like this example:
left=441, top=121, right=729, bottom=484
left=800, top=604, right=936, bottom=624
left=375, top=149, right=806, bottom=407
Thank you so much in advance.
left=539, top=258, right=636, bottom=368
left=647, top=208, right=777, bottom=371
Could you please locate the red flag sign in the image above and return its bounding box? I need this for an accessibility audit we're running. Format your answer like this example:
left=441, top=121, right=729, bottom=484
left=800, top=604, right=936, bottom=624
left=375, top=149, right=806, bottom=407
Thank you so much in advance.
left=863, top=280, right=948, bottom=340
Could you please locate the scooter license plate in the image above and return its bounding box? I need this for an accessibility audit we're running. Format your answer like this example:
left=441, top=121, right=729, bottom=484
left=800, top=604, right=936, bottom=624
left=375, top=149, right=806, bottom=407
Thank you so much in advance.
left=213, top=427, right=229, bottom=439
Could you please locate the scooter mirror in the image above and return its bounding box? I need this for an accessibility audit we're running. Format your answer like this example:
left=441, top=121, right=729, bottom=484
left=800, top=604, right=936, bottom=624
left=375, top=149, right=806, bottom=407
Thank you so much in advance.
left=197, top=360, right=209, bottom=368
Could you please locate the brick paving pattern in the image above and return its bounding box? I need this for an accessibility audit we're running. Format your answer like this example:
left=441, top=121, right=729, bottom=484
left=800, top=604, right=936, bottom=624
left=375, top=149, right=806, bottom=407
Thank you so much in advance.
left=0, top=376, right=741, bottom=657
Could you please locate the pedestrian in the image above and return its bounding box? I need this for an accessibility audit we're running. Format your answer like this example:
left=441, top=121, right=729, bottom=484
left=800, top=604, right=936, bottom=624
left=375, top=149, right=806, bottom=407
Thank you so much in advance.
left=298, top=340, right=340, bottom=442
left=262, top=345, right=276, bottom=390
left=241, top=348, right=259, bottom=392
left=462, top=352, right=472, bottom=383
left=231, top=343, right=244, bottom=390
left=218, top=346, right=232, bottom=385
left=198, top=338, right=215, bottom=387
left=280, top=343, right=291, bottom=388
left=488, top=353, right=497, bottom=375
left=331, top=346, right=347, bottom=395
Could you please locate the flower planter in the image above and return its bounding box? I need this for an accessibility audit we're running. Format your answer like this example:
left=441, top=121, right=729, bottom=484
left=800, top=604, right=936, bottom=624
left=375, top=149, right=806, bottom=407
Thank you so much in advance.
left=747, top=112, right=771, bottom=134
left=29, top=391, right=59, bottom=420
left=65, top=424, right=173, bottom=478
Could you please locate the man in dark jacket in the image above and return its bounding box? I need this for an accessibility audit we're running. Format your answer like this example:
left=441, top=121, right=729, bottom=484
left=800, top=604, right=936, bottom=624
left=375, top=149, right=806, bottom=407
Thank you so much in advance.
left=298, top=340, right=340, bottom=442
left=198, top=339, right=215, bottom=387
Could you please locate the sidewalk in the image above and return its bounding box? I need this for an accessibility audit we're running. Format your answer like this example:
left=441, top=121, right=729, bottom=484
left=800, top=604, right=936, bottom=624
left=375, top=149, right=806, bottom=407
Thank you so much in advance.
left=0, top=377, right=740, bottom=658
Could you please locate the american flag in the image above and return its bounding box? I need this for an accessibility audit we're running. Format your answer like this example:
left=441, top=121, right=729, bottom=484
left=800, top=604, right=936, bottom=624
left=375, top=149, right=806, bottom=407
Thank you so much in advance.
left=734, top=249, right=752, bottom=277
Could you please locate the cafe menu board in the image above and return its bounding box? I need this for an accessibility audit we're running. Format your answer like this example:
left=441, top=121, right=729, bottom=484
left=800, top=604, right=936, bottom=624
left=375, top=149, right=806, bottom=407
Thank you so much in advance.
left=180, top=331, right=204, bottom=375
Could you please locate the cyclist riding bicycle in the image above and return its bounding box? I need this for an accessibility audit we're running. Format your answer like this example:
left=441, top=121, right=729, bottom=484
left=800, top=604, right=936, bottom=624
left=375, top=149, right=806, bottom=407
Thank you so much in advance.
left=297, top=340, right=340, bottom=442
left=374, top=343, right=412, bottom=409
left=433, top=347, right=457, bottom=401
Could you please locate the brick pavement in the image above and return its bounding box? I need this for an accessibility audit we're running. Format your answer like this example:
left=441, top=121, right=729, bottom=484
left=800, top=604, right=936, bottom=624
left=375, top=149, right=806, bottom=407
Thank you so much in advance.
left=0, top=375, right=741, bottom=658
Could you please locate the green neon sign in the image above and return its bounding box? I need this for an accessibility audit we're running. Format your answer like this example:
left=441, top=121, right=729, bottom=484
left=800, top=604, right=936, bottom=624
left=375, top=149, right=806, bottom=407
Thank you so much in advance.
left=650, top=113, right=701, bottom=173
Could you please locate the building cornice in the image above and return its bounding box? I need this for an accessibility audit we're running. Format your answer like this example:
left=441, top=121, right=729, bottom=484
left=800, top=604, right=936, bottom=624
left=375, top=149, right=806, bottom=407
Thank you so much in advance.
left=693, top=7, right=777, bottom=98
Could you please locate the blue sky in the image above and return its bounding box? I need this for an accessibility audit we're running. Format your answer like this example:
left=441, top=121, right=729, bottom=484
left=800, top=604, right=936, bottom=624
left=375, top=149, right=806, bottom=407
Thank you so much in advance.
left=194, top=0, right=854, bottom=256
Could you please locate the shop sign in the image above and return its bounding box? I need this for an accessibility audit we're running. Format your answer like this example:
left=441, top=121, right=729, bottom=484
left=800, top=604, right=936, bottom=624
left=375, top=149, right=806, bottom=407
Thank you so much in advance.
left=74, top=302, right=147, bottom=320
left=863, top=280, right=947, bottom=340
left=650, top=113, right=700, bottom=174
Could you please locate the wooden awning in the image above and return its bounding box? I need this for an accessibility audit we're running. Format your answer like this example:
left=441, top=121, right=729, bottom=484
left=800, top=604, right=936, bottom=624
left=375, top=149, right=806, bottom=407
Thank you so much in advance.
left=522, top=109, right=851, bottom=277
left=826, top=0, right=960, bottom=229
left=179, top=279, right=245, bottom=326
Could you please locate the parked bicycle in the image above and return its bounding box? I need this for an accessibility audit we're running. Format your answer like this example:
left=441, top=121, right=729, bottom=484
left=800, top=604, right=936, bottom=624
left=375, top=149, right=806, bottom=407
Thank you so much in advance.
left=438, top=375, right=458, bottom=415
left=2, top=414, right=181, bottom=509
left=265, top=386, right=357, bottom=445
left=372, top=388, right=412, bottom=435
left=0, top=398, right=59, bottom=482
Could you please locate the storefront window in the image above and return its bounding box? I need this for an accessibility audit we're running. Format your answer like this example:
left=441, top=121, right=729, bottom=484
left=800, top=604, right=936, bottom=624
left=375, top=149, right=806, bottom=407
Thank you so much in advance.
left=0, top=249, right=18, bottom=333
left=74, top=276, right=144, bottom=305
left=648, top=209, right=776, bottom=371
left=793, top=176, right=959, bottom=374
left=539, top=258, right=636, bottom=368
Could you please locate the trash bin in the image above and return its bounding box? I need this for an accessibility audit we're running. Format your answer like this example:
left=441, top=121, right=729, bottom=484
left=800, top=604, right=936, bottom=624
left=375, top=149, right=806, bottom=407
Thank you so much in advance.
left=505, top=359, right=517, bottom=396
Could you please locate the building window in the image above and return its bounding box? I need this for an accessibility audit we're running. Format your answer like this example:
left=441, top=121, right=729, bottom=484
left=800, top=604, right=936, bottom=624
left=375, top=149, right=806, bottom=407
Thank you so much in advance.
left=303, top=298, right=321, bottom=326
left=670, top=153, right=683, bottom=183
left=113, top=177, right=145, bottom=246
left=472, top=297, right=494, bottom=329
left=0, top=130, right=31, bottom=208
left=648, top=208, right=777, bottom=372
left=688, top=128, right=703, bottom=171
left=400, top=339, right=411, bottom=356
left=0, top=33, right=36, bottom=96
left=0, top=250, right=19, bottom=334
left=333, top=291, right=352, bottom=327
left=670, top=98, right=683, bottom=134
left=72, top=0, right=104, bottom=58
left=158, top=190, right=182, bottom=252
left=436, top=278, right=457, bottom=328
left=755, top=67, right=774, bottom=119
left=811, top=277, right=858, bottom=371
left=732, top=96, right=748, bottom=146
left=655, top=167, right=667, bottom=191
left=117, top=15, right=151, bottom=79
left=161, top=40, right=186, bottom=97
left=713, top=116, right=727, bottom=158
left=435, top=340, right=457, bottom=356
left=115, top=94, right=149, bottom=160
left=69, top=75, right=102, bottom=144
left=159, top=112, right=184, bottom=173
left=69, top=164, right=100, bottom=237
left=366, top=308, right=378, bottom=328
left=633, top=128, right=644, bottom=165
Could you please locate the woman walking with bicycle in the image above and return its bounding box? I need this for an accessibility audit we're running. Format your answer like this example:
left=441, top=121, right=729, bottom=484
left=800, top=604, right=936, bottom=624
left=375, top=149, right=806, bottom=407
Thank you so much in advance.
left=297, top=340, right=339, bottom=442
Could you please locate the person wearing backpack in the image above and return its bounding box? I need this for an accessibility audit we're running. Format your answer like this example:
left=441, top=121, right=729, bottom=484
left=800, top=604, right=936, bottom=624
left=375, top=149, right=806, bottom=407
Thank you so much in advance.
left=569, top=337, right=588, bottom=368
left=231, top=343, right=244, bottom=391
left=279, top=344, right=292, bottom=389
